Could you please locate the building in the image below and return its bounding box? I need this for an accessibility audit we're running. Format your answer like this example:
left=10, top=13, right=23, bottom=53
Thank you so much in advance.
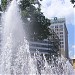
left=50, top=17, right=68, bottom=59
left=29, top=39, right=53, bottom=55
left=29, top=29, right=60, bottom=59
left=49, top=28, right=60, bottom=56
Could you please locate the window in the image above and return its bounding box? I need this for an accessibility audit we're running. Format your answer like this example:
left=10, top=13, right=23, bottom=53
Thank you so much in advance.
left=59, top=25, right=63, bottom=28
left=61, top=42, right=64, bottom=44
left=61, top=39, right=63, bottom=41
left=60, top=42, right=64, bottom=44
left=55, top=25, right=58, bottom=28
left=55, top=29, right=58, bottom=31
left=60, top=32, right=63, bottom=34
left=60, top=35, right=63, bottom=38
left=60, top=39, right=63, bottom=41
left=60, top=42, right=61, bottom=44
left=60, top=28, right=63, bottom=31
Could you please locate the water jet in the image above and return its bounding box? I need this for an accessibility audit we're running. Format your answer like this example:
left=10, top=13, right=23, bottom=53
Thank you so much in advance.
left=0, top=0, right=75, bottom=75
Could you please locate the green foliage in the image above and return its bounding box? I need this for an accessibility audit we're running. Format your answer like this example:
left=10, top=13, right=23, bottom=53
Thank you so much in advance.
left=1, top=0, right=7, bottom=10
left=20, top=0, right=51, bottom=41
left=70, top=0, right=75, bottom=4
left=27, top=13, right=50, bottom=40
left=20, top=0, right=30, bottom=10
left=1, top=0, right=51, bottom=40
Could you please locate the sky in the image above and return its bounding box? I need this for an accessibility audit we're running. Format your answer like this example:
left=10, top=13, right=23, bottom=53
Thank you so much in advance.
left=39, top=0, right=75, bottom=58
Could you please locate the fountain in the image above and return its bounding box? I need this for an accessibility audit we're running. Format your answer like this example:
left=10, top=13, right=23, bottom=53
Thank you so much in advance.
left=0, top=0, right=75, bottom=75
left=0, top=0, right=38, bottom=75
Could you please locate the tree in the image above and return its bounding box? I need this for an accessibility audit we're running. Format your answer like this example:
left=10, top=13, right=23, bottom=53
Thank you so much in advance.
left=1, top=0, right=51, bottom=40
left=1, top=0, right=7, bottom=10
left=70, top=0, right=75, bottom=4
left=20, top=0, right=30, bottom=10
left=20, top=0, right=51, bottom=41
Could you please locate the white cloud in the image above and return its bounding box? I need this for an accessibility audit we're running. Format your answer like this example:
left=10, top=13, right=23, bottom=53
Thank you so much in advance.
left=40, top=0, right=75, bottom=58
left=40, top=0, right=74, bottom=25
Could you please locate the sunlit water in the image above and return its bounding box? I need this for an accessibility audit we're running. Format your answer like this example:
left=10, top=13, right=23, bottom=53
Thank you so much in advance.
left=0, top=0, right=38, bottom=75
left=0, top=0, right=75, bottom=75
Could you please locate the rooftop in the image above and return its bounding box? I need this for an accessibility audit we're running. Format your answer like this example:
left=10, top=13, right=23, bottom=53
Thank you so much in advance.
left=50, top=17, right=65, bottom=24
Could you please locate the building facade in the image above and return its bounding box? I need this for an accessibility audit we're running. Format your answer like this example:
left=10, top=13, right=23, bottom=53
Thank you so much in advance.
left=29, top=39, right=53, bottom=55
left=50, top=17, right=68, bottom=58
left=29, top=29, right=60, bottom=58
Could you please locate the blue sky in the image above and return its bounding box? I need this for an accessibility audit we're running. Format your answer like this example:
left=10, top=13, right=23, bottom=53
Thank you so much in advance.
left=39, top=0, right=75, bottom=58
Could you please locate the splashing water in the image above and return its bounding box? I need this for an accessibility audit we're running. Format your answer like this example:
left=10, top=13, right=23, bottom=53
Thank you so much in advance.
left=0, top=0, right=75, bottom=75
left=0, top=0, right=38, bottom=75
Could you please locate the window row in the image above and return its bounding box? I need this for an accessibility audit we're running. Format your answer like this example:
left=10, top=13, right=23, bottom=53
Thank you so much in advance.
left=60, top=42, right=64, bottom=44
left=50, top=25, right=63, bottom=29
left=29, top=44, right=52, bottom=48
